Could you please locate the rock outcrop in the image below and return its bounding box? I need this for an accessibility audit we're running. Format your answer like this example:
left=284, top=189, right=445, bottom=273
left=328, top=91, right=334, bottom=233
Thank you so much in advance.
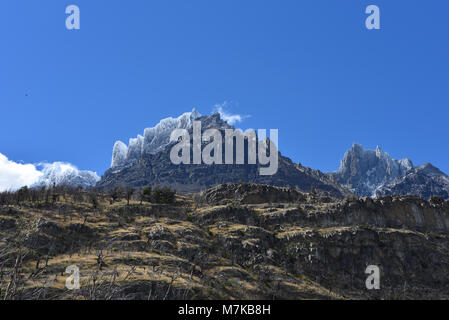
left=377, top=163, right=449, bottom=199
left=199, top=183, right=307, bottom=205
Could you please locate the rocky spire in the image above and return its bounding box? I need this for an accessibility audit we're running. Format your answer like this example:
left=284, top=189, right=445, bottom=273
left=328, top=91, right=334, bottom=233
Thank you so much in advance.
left=110, top=109, right=202, bottom=169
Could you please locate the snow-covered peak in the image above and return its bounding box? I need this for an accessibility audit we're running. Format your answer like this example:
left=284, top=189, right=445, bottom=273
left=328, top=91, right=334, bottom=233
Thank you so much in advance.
left=31, top=162, right=100, bottom=189
left=127, top=135, right=144, bottom=162
left=398, top=158, right=414, bottom=171
left=334, top=143, right=414, bottom=196
left=111, top=141, right=128, bottom=168
left=110, top=109, right=201, bottom=168
left=142, top=109, right=201, bottom=155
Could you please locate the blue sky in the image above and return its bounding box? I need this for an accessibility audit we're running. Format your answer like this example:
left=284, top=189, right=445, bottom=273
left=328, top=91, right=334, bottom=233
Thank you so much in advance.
left=1, top=0, right=448, bottom=176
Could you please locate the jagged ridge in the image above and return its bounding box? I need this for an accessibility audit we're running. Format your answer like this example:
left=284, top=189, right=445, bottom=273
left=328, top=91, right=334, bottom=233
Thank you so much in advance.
left=331, top=143, right=449, bottom=198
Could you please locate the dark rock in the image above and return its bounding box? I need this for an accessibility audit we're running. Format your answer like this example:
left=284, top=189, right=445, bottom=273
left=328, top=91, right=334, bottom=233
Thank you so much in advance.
left=120, top=233, right=141, bottom=241
left=0, top=218, right=16, bottom=230
left=200, top=183, right=306, bottom=205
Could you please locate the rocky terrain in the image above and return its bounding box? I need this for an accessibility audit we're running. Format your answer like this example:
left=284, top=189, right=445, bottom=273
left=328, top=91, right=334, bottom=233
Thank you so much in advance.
left=376, top=163, right=449, bottom=199
left=1, top=183, right=449, bottom=300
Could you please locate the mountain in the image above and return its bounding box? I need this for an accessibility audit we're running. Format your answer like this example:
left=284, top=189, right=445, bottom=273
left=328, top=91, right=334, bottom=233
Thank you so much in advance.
left=376, top=163, right=449, bottom=199
left=32, top=162, right=100, bottom=189
left=331, top=143, right=449, bottom=199
left=97, top=110, right=350, bottom=198
left=98, top=112, right=449, bottom=199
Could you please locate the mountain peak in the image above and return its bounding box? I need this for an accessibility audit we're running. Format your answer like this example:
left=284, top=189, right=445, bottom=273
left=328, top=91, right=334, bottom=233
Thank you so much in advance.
left=32, top=162, right=100, bottom=189
left=350, top=143, right=364, bottom=154
left=334, top=143, right=414, bottom=196
left=375, top=145, right=384, bottom=158
left=190, top=108, right=201, bottom=119
left=332, top=143, right=449, bottom=198
left=98, top=111, right=349, bottom=197
left=110, top=109, right=202, bottom=169
left=111, top=141, right=128, bottom=168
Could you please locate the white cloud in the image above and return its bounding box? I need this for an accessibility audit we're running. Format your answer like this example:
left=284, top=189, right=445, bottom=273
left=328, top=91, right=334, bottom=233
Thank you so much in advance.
left=0, top=153, right=43, bottom=191
left=214, top=102, right=250, bottom=125
left=0, top=152, right=100, bottom=192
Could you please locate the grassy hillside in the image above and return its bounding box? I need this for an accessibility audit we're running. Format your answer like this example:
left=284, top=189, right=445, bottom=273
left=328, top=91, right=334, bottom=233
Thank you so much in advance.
left=1, top=184, right=449, bottom=300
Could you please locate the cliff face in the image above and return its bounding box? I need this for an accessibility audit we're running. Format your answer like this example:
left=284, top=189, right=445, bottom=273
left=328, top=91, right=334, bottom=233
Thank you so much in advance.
left=289, top=195, right=449, bottom=233
left=279, top=226, right=449, bottom=299
left=191, top=184, right=449, bottom=299
left=199, top=183, right=449, bottom=233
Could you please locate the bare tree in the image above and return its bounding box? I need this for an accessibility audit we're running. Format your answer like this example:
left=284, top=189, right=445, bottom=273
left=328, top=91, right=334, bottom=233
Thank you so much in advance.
left=125, top=188, right=135, bottom=206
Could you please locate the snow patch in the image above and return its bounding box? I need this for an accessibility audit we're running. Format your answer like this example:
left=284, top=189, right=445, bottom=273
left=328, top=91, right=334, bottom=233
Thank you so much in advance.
left=32, top=162, right=100, bottom=189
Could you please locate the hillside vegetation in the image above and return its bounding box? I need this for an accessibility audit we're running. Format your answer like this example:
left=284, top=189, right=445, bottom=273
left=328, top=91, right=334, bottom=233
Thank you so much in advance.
left=1, top=183, right=449, bottom=300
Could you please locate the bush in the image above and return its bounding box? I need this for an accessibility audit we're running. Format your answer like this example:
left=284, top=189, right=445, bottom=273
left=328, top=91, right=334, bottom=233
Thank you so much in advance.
left=17, top=186, right=30, bottom=204
left=152, top=186, right=176, bottom=204
left=141, top=186, right=153, bottom=203
left=88, top=192, right=99, bottom=209
left=430, top=195, right=445, bottom=204
left=345, top=194, right=358, bottom=203
left=109, top=186, right=124, bottom=203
